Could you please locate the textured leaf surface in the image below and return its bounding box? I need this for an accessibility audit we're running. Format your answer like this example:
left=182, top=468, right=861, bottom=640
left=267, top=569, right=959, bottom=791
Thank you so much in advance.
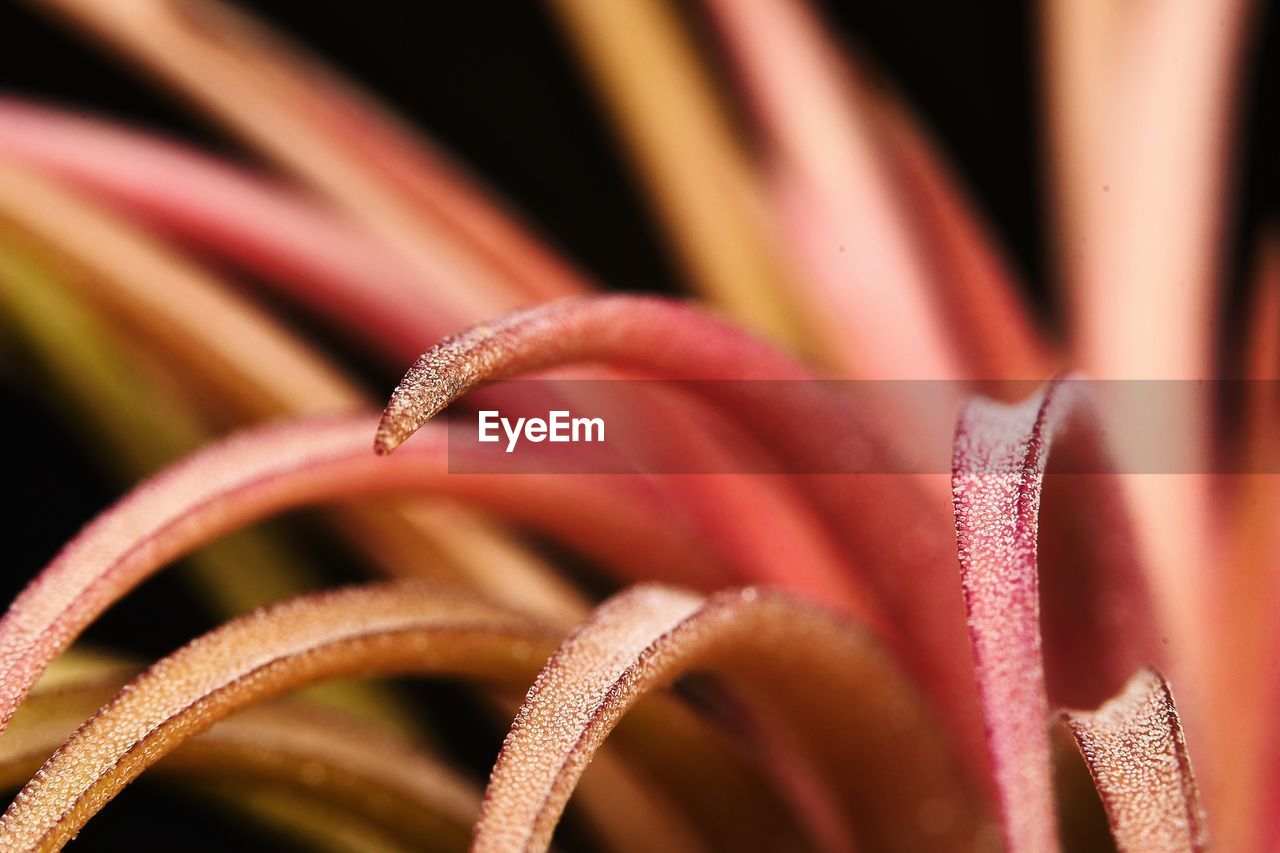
left=0, top=153, right=562, bottom=603
left=473, top=584, right=984, bottom=852
left=0, top=671, right=479, bottom=851
left=0, top=239, right=317, bottom=614
left=0, top=413, right=736, bottom=734
left=1062, top=668, right=1207, bottom=852
left=374, top=295, right=819, bottom=455
left=376, top=295, right=992, bottom=777
left=0, top=582, right=560, bottom=850
left=952, top=378, right=1158, bottom=852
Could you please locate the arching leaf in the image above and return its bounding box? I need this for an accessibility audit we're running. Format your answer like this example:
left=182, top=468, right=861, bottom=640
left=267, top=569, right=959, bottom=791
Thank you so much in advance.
left=473, top=584, right=984, bottom=852
left=1061, top=668, right=1207, bottom=853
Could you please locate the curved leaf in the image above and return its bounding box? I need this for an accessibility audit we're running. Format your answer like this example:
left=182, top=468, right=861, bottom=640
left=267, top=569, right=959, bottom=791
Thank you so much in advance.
left=1, top=671, right=478, bottom=851
left=952, top=378, right=1159, bottom=851
left=862, top=86, right=1053, bottom=384
left=0, top=413, right=727, bottom=733
left=0, top=582, right=560, bottom=850
left=0, top=105, right=860, bottom=612
left=1, top=585, right=796, bottom=853
left=548, top=0, right=811, bottom=349
left=374, top=295, right=816, bottom=455
left=0, top=97, right=462, bottom=360
left=1061, top=668, right=1207, bottom=852
left=0, top=238, right=314, bottom=613
left=38, top=0, right=582, bottom=318
left=0, top=160, right=357, bottom=416
left=0, top=114, right=867, bottom=620
left=0, top=113, right=567, bottom=604
left=375, top=295, right=988, bottom=772
left=0, top=155, right=520, bottom=587
left=473, top=584, right=984, bottom=852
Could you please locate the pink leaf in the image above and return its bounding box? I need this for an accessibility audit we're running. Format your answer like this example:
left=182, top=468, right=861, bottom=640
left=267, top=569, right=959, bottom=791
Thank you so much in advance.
left=376, top=294, right=991, bottom=775
left=38, top=0, right=587, bottom=318
left=0, top=98, right=462, bottom=361
left=952, top=378, right=1159, bottom=851
left=2, top=671, right=481, bottom=851
left=701, top=0, right=960, bottom=380
left=863, top=88, right=1054, bottom=384
left=0, top=415, right=726, bottom=735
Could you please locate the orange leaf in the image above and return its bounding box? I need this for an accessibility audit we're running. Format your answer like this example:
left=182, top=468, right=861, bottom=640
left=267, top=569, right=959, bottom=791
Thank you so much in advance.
left=473, top=584, right=984, bottom=852
left=0, top=582, right=560, bottom=850
left=1061, top=668, right=1208, bottom=852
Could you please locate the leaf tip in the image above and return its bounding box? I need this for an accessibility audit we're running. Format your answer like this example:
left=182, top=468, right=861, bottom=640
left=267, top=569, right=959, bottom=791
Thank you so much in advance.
left=371, top=420, right=400, bottom=456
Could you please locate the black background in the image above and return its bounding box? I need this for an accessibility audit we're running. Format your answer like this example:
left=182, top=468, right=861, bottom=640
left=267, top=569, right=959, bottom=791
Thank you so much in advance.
left=0, top=1, right=1275, bottom=848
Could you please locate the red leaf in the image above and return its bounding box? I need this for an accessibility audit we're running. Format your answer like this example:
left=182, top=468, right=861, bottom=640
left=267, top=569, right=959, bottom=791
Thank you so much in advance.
left=952, top=378, right=1159, bottom=851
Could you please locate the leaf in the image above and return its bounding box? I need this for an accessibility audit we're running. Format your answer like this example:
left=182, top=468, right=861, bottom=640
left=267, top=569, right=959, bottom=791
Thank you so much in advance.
left=159, top=704, right=481, bottom=851
left=473, top=584, right=985, bottom=852
left=37, top=0, right=581, bottom=319
left=0, top=412, right=735, bottom=734
left=0, top=162, right=582, bottom=618
left=375, top=295, right=989, bottom=773
left=547, top=0, right=812, bottom=350
left=0, top=237, right=314, bottom=613
left=0, top=97, right=462, bottom=361
left=0, top=161, right=358, bottom=417
left=1044, top=0, right=1250, bottom=381
left=860, top=86, right=1053, bottom=385
left=0, top=582, right=561, bottom=850
left=0, top=106, right=870, bottom=618
left=1061, top=668, right=1208, bottom=852
left=0, top=585, right=774, bottom=853
left=1211, top=234, right=1280, bottom=850
left=952, top=378, right=1159, bottom=851
left=374, top=295, right=815, bottom=455
left=1242, top=234, right=1280, bottom=452
left=1, top=669, right=480, bottom=852
left=1041, top=2, right=1240, bottom=717
left=700, top=0, right=960, bottom=380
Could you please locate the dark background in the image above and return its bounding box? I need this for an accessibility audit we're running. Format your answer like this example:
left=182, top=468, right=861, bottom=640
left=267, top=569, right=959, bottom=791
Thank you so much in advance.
left=0, top=1, right=1275, bottom=848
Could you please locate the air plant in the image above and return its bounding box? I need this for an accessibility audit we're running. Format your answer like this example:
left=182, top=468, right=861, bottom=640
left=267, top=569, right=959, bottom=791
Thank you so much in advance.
left=0, top=0, right=1271, bottom=851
